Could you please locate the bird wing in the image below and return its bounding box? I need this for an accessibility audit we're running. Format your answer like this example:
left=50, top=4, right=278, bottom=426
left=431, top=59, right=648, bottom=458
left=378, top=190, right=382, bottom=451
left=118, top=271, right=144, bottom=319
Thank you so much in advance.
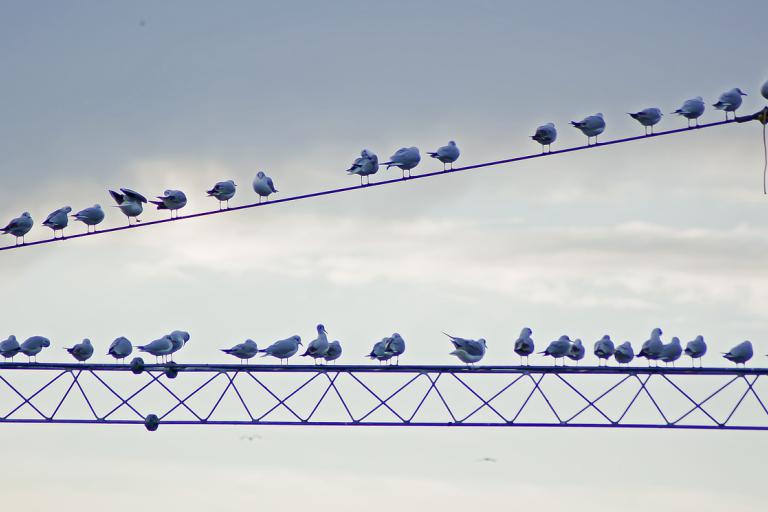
left=266, top=177, right=277, bottom=193
left=121, top=188, right=148, bottom=203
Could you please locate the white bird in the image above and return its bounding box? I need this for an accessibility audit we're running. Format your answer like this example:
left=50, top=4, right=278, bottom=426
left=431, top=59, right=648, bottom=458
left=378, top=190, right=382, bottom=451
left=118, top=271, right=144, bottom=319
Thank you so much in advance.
left=684, top=335, right=707, bottom=367
left=137, top=336, right=174, bottom=363
left=259, top=336, right=302, bottom=364
left=42, top=206, right=72, bottom=238
left=637, top=328, right=664, bottom=366
left=385, top=333, right=406, bottom=365
left=207, top=180, right=237, bottom=210
left=367, top=338, right=393, bottom=364
left=221, top=339, right=259, bottom=363
left=109, top=188, right=148, bottom=225
left=107, top=337, right=133, bottom=363
left=567, top=338, right=585, bottom=364
left=65, top=338, right=94, bottom=363
left=324, top=340, right=342, bottom=364
left=252, top=171, right=278, bottom=202
left=346, top=149, right=379, bottom=185
left=167, top=330, right=190, bottom=361
left=427, top=141, right=460, bottom=170
left=514, top=327, right=534, bottom=365
left=540, top=335, right=571, bottom=365
left=301, top=324, right=330, bottom=364
left=723, top=340, right=753, bottom=366
left=0, top=335, right=21, bottom=360
left=713, top=88, right=747, bottom=120
left=594, top=335, right=615, bottom=366
left=531, top=123, right=557, bottom=153
left=72, top=205, right=105, bottom=233
left=613, top=341, right=634, bottom=365
left=1, top=212, right=33, bottom=245
left=444, top=332, right=487, bottom=366
left=628, top=108, right=663, bottom=135
left=659, top=336, right=682, bottom=366
left=672, top=97, right=705, bottom=127
left=19, top=336, right=51, bottom=362
left=383, top=147, right=420, bottom=178
left=150, top=190, right=187, bottom=218
left=570, top=113, right=605, bottom=145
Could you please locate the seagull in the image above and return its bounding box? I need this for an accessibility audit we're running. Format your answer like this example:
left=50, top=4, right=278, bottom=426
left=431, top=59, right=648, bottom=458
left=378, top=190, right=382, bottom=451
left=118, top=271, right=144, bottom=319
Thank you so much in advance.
left=137, top=336, right=174, bottom=363
left=64, top=338, right=94, bottom=363
left=0, top=335, right=21, bottom=360
left=107, top=337, right=133, bottom=363
left=150, top=190, right=188, bottom=218
left=427, top=141, right=460, bottom=170
left=723, top=340, right=753, bottom=366
left=713, top=88, right=747, bottom=120
left=301, top=324, right=330, bottom=364
left=167, top=330, right=190, bottom=361
left=346, top=149, right=379, bottom=185
left=221, top=339, right=259, bottom=363
left=540, top=335, right=571, bottom=366
left=42, top=206, right=72, bottom=238
left=72, top=205, right=105, bottom=233
left=367, top=338, right=393, bottom=364
left=1, top=212, right=33, bottom=245
left=628, top=108, right=663, bottom=135
left=252, top=171, right=278, bottom=203
left=444, top=332, right=487, bottom=367
left=514, top=327, right=534, bottom=365
left=259, top=336, right=302, bottom=364
left=659, top=336, right=682, bottom=366
left=684, top=335, right=707, bottom=368
left=385, top=333, right=406, bottom=365
left=19, top=336, right=51, bottom=363
left=383, top=147, right=420, bottom=179
left=207, top=180, right=237, bottom=210
left=324, top=340, right=343, bottom=364
left=594, top=335, right=615, bottom=366
left=613, top=341, right=634, bottom=366
left=109, top=188, right=148, bottom=225
left=531, top=123, right=557, bottom=153
left=567, top=338, right=585, bottom=364
left=637, top=328, right=664, bottom=366
left=570, top=113, right=605, bottom=145
left=672, top=97, right=705, bottom=127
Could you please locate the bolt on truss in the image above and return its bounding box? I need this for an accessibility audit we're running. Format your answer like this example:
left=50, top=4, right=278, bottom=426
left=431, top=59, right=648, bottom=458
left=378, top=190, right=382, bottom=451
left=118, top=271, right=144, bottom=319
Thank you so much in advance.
left=0, top=363, right=767, bottom=431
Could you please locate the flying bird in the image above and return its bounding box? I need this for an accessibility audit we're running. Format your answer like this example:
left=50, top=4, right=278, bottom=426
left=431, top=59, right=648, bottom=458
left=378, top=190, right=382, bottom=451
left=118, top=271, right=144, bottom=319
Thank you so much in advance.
left=713, top=88, right=747, bottom=120
left=684, top=335, right=707, bottom=367
left=444, top=332, right=487, bottom=366
left=346, top=149, right=379, bottom=185
left=252, top=171, right=278, bottom=202
left=514, top=327, right=534, bottom=365
left=570, top=113, right=605, bottom=145
left=383, top=147, right=420, bottom=179
left=221, top=339, right=259, bottom=363
left=150, top=190, right=188, bottom=218
left=628, top=108, right=663, bottom=135
left=65, top=338, right=94, bottom=363
left=207, top=180, right=237, bottom=210
left=259, top=336, right=302, bottom=364
left=301, top=324, right=330, bottom=364
left=109, top=188, right=148, bottom=225
left=722, top=340, right=753, bottom=366
left=427, top=141, right=460, bottom=170
left=1, top=212, right=34, bottom=245
left=107, top=337, right=133, bottom=363
left=672, top=97, right=705, bottom=127
left=72, top=205, right=105, bottom=233
left=42, top=206, right=72, bottom=238
left=594, top=335, right=615, bottom=366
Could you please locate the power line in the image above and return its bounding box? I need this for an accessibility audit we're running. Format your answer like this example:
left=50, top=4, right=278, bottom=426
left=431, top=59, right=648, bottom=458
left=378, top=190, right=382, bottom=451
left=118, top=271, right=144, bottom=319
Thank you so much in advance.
left=0, top=119, right=735, bottom=253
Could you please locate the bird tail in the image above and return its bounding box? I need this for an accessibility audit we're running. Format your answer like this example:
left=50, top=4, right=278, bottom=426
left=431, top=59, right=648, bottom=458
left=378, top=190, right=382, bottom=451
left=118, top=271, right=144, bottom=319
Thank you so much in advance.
left=221, top=349, right=234, bottom=354
left=427, top=152, right=438, bottom=158
left=149, top=200, right=168, bottom=210
left=713, top=102, right=725, bottom=109
left=570, top=121, right=581, bottom=127
left=628, top=112, right=640, bottom=120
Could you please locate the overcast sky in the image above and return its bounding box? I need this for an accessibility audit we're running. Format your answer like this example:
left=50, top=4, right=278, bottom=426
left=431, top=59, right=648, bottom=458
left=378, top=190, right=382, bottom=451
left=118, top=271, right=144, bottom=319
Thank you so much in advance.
left=2, top=1, right=768, bottom=511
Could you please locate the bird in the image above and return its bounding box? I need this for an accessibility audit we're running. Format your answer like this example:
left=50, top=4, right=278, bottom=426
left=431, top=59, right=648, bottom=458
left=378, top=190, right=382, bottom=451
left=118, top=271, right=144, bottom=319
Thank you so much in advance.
left=531, top=123, right=557, bottom=153
left=167, top=330, right=190, bottom=361
left=64, top=338, right=94, bottom=363
left=301, top=324, right=330, bottom=364
left=444, top=332, right=487, bottom=366
left=0, top=335, right=21, bottom=360
left=713, top=88, right=747, bottom=120
left=427, top=141, right=460, bottom=170
left=367, top=338, right=393, bottom=364
left=514, top=327, right=534, bottom=365
left=150, top=190, right=187, bottom=218
left=19, top=336, right=51, bottom=363
left=137, top=336, right=174, bottom=363
left=385, top=333, right=406, bottom=365
left=252, top=171, right=278, bottom=203
left=762, top=79, right=768, bottom=101
left=107, top=337, right=133, bottom=363
left=567, top=338, right=585, bottom=364
left=570, top=113, right=605, bottom=145
left=259, top=336, right=302, bottom=364
left=221, top=339, right=259, bottom=363
left=346, top=149, right=379, bottom=185
left=324, top=340, right=343, bottom=364
left=1, top=212, right=34, bottom=246
left=637, top=328, right=664, bottom=366
left=42, top=206, right=72, bottom=238
left=613, top=341, right=634, bottom=365
left=383, top=147, right=421, bottom=178
left=540, top=335, right=571, bottom=365
left=109, top=188, right=148, bottom=225
left=207, top=180, right=237, bottom=210
left=593, top=335, right=615, bottom=366
left=684, top=335, right=707, bottom=367
left=628, top=108, right=663, bottom=135
left=659, top=336, right=682, bottom=366
left=71, top=205, right=105, bottom=233
left=672, top=97, right=706, bottom=127
left=723, top=340, right=753, bottom=366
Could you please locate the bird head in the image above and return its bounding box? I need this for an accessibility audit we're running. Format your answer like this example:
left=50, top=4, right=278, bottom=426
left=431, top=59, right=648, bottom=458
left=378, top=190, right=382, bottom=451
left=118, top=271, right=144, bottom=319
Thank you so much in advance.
left=257, top=171, right=266, bottom=179
left=317, top=324, right=327, bottom=334
left=736, top=88, right=747, bottom=96
left=652, top=327, right=663, bottom=336
left=521, top=327, right=532, bottom=337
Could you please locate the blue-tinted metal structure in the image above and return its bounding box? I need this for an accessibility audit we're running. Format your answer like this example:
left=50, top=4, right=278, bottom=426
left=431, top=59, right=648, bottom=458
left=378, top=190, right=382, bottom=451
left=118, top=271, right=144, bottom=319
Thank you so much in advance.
left=1, top=362, right=766, bottom=431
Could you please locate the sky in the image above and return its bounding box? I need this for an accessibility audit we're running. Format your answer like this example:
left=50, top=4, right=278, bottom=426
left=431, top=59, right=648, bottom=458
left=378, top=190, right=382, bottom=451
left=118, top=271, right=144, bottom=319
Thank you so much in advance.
left=1, top=0, right=768, bottom=510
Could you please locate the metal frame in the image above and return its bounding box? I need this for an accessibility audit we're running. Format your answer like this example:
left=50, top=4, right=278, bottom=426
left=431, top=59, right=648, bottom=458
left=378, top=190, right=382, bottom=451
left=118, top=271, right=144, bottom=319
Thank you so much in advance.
left=1, top=363, right=766, bottom=431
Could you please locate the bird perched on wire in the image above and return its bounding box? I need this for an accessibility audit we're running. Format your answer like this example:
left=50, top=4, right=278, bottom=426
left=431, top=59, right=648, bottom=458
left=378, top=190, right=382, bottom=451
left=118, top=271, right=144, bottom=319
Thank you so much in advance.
left=150, top=190, right=187, bottom=218
left=207, top=180, right=237, bottom=210
left=570, top=113, right=605, bottom=145
left=658, top=336, right=682, bottom=366
left=137, top=336, right=174, bottom=363
left=109, top=188, right=148, bottom=225
left=19, top=336, right=51, bottom=363
left=713, top=88, right=747, bottom=120
left=684, top=335, right=707, bottom=367
left=383, top=147, right=420, bottom=179
left=444, top=332, right=487, bottom=366
left=672, top=97, right=705, bottom=128
left=167, top=330, right=190, bottom=361
left=0, top=335, right=21, bottom=360
left=71, top=205, right=105, bottom=233
left=345, top=149, right=379, bottom=185
left=385, top=333, right=406, bottom=365
left=613, top=341, right=634, bottom=366
left=1, top=212, right=33, bottom=246
left=637, top=328, right=664, bottom=366
left=723, top=340, right=753, bottom=366
left=42, top=206, right=72, bottom=239
left=593, top=335, right=615, bottom=366
left=301, top=324, right=330, bottom=364
left=540, top=335, right=571, bottom=365
left=221, top=339, right=259, bottom=364
left=531, top=123, right=557, bottom=153
left=107, top=337, right=133, bottom=363
left=567, top=338, right=585, bottom=364
left=427, top=141, right=460, bottom=170
left=64, top=338, right=94, bottom=363
left=252, top=171, right=278, bottom=203
left=514, top=327, right=534, bottom=365
left=628, top=108, right=663, bottom=135
left=324, top=340, right=342, bottom=364
left=259, top=336, right=302, bottom=364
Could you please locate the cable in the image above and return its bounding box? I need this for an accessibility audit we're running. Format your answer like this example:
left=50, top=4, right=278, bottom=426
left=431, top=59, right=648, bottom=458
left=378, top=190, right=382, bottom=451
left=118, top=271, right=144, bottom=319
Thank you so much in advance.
left=0, top=119, right=735, bottom=253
